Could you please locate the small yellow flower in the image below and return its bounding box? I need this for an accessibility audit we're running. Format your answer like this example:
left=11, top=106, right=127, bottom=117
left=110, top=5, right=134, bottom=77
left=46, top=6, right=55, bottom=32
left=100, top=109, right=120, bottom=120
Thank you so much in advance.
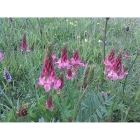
left=97, top=22, right=100, bottom=25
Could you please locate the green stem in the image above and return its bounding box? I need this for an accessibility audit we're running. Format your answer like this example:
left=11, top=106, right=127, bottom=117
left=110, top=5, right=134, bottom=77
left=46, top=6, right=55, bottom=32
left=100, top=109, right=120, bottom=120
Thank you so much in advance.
left=103, top=18, right=108, bottom=61
left=53, top=95, right=68, bottom=122
left=72, top=86, right=88, bottom=122
left=101, top=18, right=109, bottom=90
left=122, top=52, right=138, bottom=94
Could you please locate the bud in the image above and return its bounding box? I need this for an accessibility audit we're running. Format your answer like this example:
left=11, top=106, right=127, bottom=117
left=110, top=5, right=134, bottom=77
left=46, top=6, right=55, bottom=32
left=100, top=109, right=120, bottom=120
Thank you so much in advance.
left=125, top=26, right=129, bottom=31
left=84, top=31, right=88, bottom=37
left=106, top=17, right=110, bottom=21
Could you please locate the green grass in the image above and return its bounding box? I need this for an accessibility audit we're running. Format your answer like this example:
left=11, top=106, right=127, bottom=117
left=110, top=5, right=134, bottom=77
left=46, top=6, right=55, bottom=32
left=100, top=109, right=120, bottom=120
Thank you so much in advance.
left=0, top=17, right=140, bottom=122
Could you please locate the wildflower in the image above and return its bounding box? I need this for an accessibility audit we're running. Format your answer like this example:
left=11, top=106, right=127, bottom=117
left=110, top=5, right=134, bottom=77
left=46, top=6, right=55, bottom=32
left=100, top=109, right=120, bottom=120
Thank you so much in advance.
left=104, top=50, right=128, bottom=81
left=3, top=67, right=12, bottom=82
left=71, top=50, right=85, bottom=69
left=42, top=56, right=54, bottom=77
left=19, top=34, right=28, bottom=51
left=0, top=52, right=4, bottom=62
left=18, top=106, right=28, bottom=117
left=26, top=43, right=34, bottom=53
left=44, top=82, right=52, bottom=93
left=53, top=75, right=64, bottom=94
left=98, top=40, right=102, bottom=43
left=66, top=69, right=74, bottom=80
left=37, top=76, right=46, bottom=86
left=55, top=47, right=71, bottom=70
left=85, top=39, right=88, bottom=42
left=124, top=52, right=130, bottom=59
left=53, top=79, right=62, bottom=90
left=45, top=97, right=56, bottom=112
left=58, top=75, right=64, bottom=89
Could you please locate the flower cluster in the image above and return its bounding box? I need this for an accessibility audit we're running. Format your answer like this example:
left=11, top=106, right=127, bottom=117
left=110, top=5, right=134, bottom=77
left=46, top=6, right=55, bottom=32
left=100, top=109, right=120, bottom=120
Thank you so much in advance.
left=37, top=47, right=85, bottom=111
left=37, top=55, right=64, bottom=94
left=56, top=47, right=85, bottom=80
left=103, top=49, right=128, bottom=81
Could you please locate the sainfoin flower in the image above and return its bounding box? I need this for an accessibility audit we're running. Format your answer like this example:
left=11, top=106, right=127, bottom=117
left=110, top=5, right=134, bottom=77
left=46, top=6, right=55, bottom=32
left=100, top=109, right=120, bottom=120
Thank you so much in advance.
left=55, top=47, right=71, bottom=70
left=18, top=106, right=28, bottom=117
left=103, top=50, right=128, bottom=81
left=37, top=53, right=64, bottom=93
left=19, top=34, right=32, bottom=53
left=45, top=97, right=56, bottom=111
left=66, top=69, right=74, bottom=80
left=3, top=67, right=12, bottom=82
left=0, top=52, right=4, bottom=62
left=71, top=50, right=85, bottom=68
left=19, top=34, right=28, bottom=51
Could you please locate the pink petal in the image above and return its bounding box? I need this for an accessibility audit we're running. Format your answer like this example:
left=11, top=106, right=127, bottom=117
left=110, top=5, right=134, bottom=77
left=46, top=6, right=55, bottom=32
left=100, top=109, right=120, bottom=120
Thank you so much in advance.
left=44, top=83, right=51, bottom=93
left=37, top=76, right=45, bottom=86
left=53, top=79, right=61, bottom=90
left=52, top=55, right=56, bottom=60
left=26, top=49, right=32, bottom=53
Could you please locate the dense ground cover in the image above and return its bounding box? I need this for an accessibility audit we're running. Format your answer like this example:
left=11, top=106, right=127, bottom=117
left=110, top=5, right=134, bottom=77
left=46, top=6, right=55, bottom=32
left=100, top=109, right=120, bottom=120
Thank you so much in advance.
left=0, top=18, right=140, bottom=122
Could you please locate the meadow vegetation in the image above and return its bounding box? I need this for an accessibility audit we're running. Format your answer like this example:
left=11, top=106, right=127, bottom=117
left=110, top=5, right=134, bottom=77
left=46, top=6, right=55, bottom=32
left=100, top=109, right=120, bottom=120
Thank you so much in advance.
left=0, top=18, right=140, bottom=122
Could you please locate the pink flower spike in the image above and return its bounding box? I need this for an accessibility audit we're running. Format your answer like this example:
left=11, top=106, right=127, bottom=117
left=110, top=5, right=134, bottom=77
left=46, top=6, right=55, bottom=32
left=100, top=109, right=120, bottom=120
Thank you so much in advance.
left=66, top=69, right=74, bottom=80
left=45, top=97, right=56, bottom=112
left=124, top=52, right=130, bottom=59
left=19, top=34, right=28, bottom=51
left=56, top=59, right=71, bottom=70
left=48, top=71, right=56, bottom=83
left=0, top=52, right=4, bottom=62
left=55, top=47, right=71, bottom=70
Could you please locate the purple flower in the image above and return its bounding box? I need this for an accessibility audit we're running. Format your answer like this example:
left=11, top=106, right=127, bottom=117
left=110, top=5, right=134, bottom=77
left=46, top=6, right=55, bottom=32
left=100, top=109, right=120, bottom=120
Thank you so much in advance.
left=3, top=67, right=12, bottom=82
left=0, top=52, right=4, bottom=62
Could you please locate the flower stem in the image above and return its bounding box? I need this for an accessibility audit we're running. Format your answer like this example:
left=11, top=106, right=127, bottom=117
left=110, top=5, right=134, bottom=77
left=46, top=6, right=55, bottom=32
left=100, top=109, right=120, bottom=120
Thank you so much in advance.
left=53, top=95, right=68, bottom=122
left=122, top=52, right=138, bottom=94
left=103, top=18, right=109, bottom=61
left=72, top=86, right=88, bottom=122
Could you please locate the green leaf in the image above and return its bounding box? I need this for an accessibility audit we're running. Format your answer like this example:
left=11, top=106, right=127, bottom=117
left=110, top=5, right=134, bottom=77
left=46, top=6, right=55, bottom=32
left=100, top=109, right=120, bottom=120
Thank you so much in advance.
left=96, top=109, right=102, bottom=118
left=108, top=94, right=115, bottom=101
left=104, top=101, right=113, bottom=106
left=99, top=105, right=107, bottom=113
left=93, top=114, right=98, bottom=122
left=81, top=102, right=89, bottom=108
left=38, top=117, right=46, bottom=122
